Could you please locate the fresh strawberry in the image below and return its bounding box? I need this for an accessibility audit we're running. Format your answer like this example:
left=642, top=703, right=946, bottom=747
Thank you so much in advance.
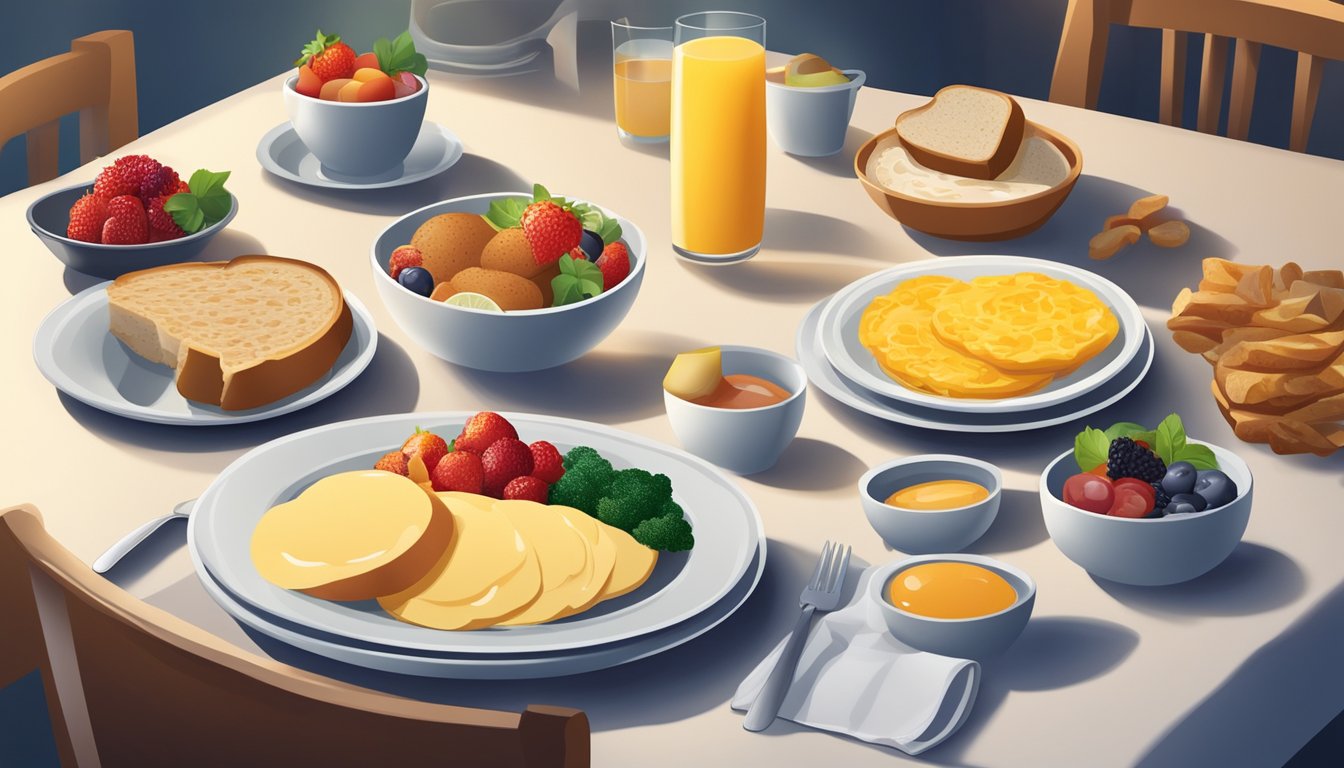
left=401, top=428, right=449, bottom=473
left=431, top=451, right=484, bottom=493
left=455, top=412, right=518, bottom=454
left=174, top=179, right=190, bottom=194
left=66, top=192, right=110, bottom=243
left=373, top=450, right=409, bottom=476
left=296, top=31, right=356, bottom=82
left=139, top=164, right=180, bottom=201
left=146, top=195, right=185, bottom=240
left=481, top=438, right=534, bottom=497
left=595, top=242, right=630, bottom=290
left=529, top=441, right=565, bottom=484
left=101, top=195, right=148, bottom=244
left=295, top=64, right=323, bottom=98
left=520, top=199, right=582, bottom=266
left=503, top=476, right=550, bottom=503
left=93, top=155, right=160, bottom=199
left=388, top=245, right=423, bottom=279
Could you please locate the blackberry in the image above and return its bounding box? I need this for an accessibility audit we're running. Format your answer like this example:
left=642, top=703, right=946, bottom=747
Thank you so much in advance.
left=1150, top=481, right=1172, bottom=516
left=1106, top=436, right=1166, bottom=483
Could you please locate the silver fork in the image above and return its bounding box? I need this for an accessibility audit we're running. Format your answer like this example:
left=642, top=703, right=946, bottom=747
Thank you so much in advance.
left=743, top=540, right=852, bottom=732
left=92, top=499, right=196, bottom=574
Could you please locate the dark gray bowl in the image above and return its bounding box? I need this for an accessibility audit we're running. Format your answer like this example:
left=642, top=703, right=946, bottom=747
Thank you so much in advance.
left=27, top=182, right=238, bottom=279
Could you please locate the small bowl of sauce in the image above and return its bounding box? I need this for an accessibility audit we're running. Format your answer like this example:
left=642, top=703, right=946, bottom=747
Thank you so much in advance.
left=869, top=554, right=1036, bottom=660
left=663, top=345, right=806, bottom=474
left=859, top=455, right=1003, bottom=554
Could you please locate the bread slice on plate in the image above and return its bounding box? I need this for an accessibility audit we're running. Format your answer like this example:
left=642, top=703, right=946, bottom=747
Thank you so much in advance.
left=107, top=255, right=353, bottom=410
left=895, top=85, right=1026, bottom=180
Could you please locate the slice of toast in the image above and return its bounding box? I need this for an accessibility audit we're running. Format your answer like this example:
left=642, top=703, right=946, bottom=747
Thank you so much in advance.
left=107, top=255, right=352, bottom=410
left=895, top=85, right=1026, bottom=180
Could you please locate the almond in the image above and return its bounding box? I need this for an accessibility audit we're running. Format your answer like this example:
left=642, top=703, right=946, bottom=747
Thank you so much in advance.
left=1147, top=220, right=1190, bottom=248
left=1089, top=224, right=1141, bottom=260
left=1127, top=194, right=1169, bottom=221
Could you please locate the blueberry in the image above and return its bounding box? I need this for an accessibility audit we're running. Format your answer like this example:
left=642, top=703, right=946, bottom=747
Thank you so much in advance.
left=1194, top=469, right=1238, bottom=509
left=1160, top=461, right=1197, bottom=496
left=1166, top=492, right=1208, bottom=515
left=397, top=266, right=435, bottom=297
left=578, top=230, right=604, bottom=261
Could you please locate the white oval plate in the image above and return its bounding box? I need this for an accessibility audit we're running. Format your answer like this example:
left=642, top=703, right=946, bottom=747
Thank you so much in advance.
left=818, top=256, right=1145, bottom=414
left=798, top=299, right=1154, bottom=432
left=189, top=411, right=764, bottom=655
left=31, top=284, right=377, bottom=426
left=256, top=121, right=463, bottom=190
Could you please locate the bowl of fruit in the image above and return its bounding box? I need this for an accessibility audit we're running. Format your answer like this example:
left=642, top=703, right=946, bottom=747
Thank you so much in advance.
left=285, top=30, right=428, bottom=177
left=27, top=155, right=237, bottom=279
left=1040, top=414, right=1253, bottom=586
left=371, top=185, right=645, bottom=372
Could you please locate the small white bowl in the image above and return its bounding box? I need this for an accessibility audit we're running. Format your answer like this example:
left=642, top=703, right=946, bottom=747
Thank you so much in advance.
left=765, top=69, right=865, bottom=157
left=1039, top=439, right=1253, bottom=586
left=859, top=455, right=1002, bottom=554
left=869, top=554, right=1036, bottom=660
left=283, top=74, right=428, bottom=177
left=663, top=346, right=806, bottom=475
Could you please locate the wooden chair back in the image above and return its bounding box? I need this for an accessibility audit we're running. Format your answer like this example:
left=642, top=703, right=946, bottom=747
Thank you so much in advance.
left=1049, top=0, right=1344, bottom=151
left=0, top=504, right=590, bottom=767
left=0, top=30, right=138, bottom=187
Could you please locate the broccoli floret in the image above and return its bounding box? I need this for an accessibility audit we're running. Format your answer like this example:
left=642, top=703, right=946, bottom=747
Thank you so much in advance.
left=548, top=471, right=605, bottom=516
left=592, top=469, right=673, bottom=531
left=632, top=513, right=695, bottom=552
left=609, top=468, right=672, bottom=501
left=563, top=446, right=603, bottom=471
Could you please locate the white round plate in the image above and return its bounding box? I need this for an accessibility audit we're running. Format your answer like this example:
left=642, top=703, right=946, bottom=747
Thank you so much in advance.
left=798, top=300, right=1154, bottom=432
left=189, top=411, right=764, bottom=656
left=817, top=256, right=1145, bottom=414
left=31, top=284, right=377, bottom=426
left=192, top=539, right=765, bottom=679
left=256, top=121, right=463, bottom=190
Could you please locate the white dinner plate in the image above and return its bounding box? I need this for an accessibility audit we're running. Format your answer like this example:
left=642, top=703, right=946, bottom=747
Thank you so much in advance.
left=818, top=256, right=1145, bottom=414
left=798, top=299, right=1154, bottom=432
left=191, top=538, right=765, bottom=679
left=190, top=411, right=764, bottom=656
left=256, top=121, right=463, bottom=190
left=31, top=284, right=377, bottom=426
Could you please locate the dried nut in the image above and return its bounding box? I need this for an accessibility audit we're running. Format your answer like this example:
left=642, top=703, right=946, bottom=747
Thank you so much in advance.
left=1089, top=224, right=1141, bottom=260
left=1128, top=194, right=1169, bottom=221
left=1104, top=214, right=1141, bottom=230
left=1148, top=220, right=1190, bottom=248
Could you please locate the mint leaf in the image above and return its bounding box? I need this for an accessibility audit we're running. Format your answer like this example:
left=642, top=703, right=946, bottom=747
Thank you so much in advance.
left=1153, top=413, right=1186, bottom=465
left=1074, top=427, right=1110, bottom=472
left=533, top=183, right=551, bottom=202
left=374, top=37, right=394, bottom=71
left=552, top=274, right=583, bottom=306
left=1104, top=422, right=1148, bottom=441
left=1174, top=443, right=1218, bottom=470
left=164, top=194, right=204, bottom=233
left=188, top=169, right=230, bottom=199
left=483, top=198, right=527, bottom=231
left=552, top=255, right=602, bottom=305
left=374, top=31, right=428, bottom=76
left=597, top=216, right=622, bottom=244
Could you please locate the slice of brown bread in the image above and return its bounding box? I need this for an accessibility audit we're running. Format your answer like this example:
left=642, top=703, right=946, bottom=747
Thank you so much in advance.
left=107, top=255, right=352, bottom=410
left=894, top=85, right=1026, bottom=180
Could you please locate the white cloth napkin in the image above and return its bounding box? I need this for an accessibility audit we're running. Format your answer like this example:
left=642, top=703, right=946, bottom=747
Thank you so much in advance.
left=732, top=566, right=981, bottom=755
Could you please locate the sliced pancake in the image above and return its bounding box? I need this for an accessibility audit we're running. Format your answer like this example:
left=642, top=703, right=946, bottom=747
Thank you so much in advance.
left=595, top=523, right=658, bottom=602
left=382, top=545, right=543, bottom=631
left=550, top=507, right=618, bottom=617
left=495, top=500, right=590, bottom=626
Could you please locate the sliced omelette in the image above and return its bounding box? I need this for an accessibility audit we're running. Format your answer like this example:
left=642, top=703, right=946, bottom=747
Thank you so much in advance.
left=495, top=500, right=592, bottom=626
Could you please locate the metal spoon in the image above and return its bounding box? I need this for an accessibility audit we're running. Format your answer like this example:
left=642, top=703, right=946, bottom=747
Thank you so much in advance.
left=92, top=499, right=196, bottom=574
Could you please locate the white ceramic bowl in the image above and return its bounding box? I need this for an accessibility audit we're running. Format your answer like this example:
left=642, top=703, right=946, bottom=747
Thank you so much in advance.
left=1039, top=439, right=1253, bottom=586
left=765, top=69, right=865, bottom=157
left=371, top=192, right=645, bottom=372
left=283, top=74, right=428, bottom=177
left=663, top=346, right=806, bottom=475
left=859, top=455, right=1002, bottom=554
left=870, top=554, right=1035, bottom=660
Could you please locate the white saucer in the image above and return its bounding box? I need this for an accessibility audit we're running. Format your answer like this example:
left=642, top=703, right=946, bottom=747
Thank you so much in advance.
left=256, top=121, right=463, bottom=190
left=796, top=300, right=1154, bottom=433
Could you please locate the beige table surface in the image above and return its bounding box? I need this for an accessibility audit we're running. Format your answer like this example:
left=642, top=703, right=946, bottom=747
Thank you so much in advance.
left=3, top=59, right=1343, bottom=767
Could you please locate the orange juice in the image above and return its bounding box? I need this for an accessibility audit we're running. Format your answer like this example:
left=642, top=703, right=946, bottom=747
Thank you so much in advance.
left=885, top=480, right=990, bottom=510
left=671, top=35, right=766, bottom=259
left=888, top=562, right=1016, bottom=619
left=690, top=373, right=791, bottom=409
left=614, top=58, right=672, bottom=139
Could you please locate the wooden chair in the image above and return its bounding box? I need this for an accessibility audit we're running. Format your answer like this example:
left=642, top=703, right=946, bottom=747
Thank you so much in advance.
left=0, top=504, right=590, bottom=767
left=0, top=30, right=138, bottom=187
left=1049, top=0, right=1344, bottom=151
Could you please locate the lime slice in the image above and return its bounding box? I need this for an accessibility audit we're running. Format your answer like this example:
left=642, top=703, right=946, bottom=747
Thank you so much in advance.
left=443, top=292, right=503, bottom=312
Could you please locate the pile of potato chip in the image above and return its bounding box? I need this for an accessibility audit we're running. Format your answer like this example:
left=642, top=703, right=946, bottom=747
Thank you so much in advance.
left=1169, top=258, right=1344, bottom=455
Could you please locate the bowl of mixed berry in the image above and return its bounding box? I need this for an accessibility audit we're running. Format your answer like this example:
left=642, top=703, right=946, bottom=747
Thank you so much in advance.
left=1039, top=414, right=1253, bottom=586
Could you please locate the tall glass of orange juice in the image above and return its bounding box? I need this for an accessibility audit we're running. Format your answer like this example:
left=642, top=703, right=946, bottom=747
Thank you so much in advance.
left=612, top=21, right=673, bottom=143
left=672, top=12, right=766, bottom=263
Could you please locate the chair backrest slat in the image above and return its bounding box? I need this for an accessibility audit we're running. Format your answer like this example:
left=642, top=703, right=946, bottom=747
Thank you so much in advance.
left=1227, top=38, right=1262, bottom=140
left=1197, top=33, right=1230, bottom=134
left=1292, top=52, right=1324, bottom=152
left=1159, top=29, right=1187, bottom=126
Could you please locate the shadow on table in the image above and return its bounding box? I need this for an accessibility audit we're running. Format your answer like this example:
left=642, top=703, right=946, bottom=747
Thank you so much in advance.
left=448, top=330, right=699, bottom=422
left=685, top=255, right=880, bottom=303
left=259, top=153, right=530, bottom=216
left=787, top=126, right=873, bottom=178
left=750, top=438, right=866, bottom=494
left=57, top=333, right=420, bottom=454
left=964, top=489, right=1050, bottom=555
left=905, top=175, right=1238, bottom=311
left=1094, top=542, right=1305, bottom=619
left=59, top=229, right=270, bottom=295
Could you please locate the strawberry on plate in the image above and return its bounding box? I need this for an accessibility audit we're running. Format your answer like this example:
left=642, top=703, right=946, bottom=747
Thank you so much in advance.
left=595, top=241, right=630, bottom=291
left=455, top=411, right=518, bottom=454
left=503, top=476, right=550, bottom=503
left=296, top=31, right=355, bottom=82
left=481, top=438, right=534, bottom=497
left=147, top=195, right=186, bottom=241
left=432, top=451, right=484, bottom=493
left=373, top=451, right=409, bottom=476
left=67, top=192, right=109, bottom=243
left=93, top=155, right=160, bottom=199
left=401, top=428, right=449, bottom=473
left=529, top=441, right=565, bottom=484
left=101, top=195, right=148, bottom=245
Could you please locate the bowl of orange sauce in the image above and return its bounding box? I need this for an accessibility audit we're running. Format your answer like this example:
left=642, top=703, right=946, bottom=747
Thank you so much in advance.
left=869, top=553, right=1035, bottom=659
left=859, top=455, right=1003, bottom=554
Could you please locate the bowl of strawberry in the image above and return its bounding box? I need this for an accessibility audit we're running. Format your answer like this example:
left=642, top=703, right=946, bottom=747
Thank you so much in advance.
left=285, top=30, right=428, bottom=177
left=27, top=155, right=237, bottom=279
left=370, top=187, right=645, bottom=372
left=1039, top=413, right=1253, bottom=586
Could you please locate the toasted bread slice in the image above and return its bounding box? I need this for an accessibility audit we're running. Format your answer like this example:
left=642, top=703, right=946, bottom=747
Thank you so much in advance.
left=107, top=255, right=352, bottom=410
left=895, top=85, right=1026, bottom=180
